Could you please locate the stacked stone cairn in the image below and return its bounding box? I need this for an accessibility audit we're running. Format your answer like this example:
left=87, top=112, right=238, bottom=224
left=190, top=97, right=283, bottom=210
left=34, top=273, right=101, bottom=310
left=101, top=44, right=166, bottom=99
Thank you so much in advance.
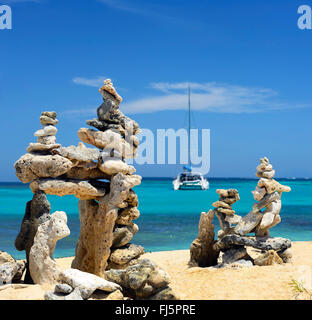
left=11, top=79, right=177, bottom=300
left=190, top=157, right=293, bottom=268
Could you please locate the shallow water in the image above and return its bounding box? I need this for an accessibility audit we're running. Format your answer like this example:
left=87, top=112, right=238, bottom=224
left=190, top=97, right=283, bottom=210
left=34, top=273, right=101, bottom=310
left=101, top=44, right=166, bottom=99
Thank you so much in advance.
left=0, top=178, right=311, bottom=259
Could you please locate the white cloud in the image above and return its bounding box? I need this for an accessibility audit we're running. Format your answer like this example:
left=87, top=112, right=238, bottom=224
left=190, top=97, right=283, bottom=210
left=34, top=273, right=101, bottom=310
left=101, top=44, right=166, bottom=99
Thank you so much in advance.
left=97, top=0, right=195, bottom=26
left=72, top=76, right=106, bottom=88
left=121, top=82, right=305, bottom=114
left=64, top=81, right=309, bottom=116
left=4, top=0, right=42, bottom=3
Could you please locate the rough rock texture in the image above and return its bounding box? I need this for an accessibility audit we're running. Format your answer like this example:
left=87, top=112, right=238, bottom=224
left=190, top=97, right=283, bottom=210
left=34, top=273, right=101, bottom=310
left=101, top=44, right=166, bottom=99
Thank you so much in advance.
left=214, top=189, right=240, bottom=237
left=189, top=210, right=220, bottom=267
left=99, top=158, right=136, bottom=175
left=254, top=250, right=283, bottom=266
left=71, top=173, right=141, bottom=277
left=109, top=244, right=144, bottom=266
left=29, top=211, right=70, bottom=285
left=0, top=251, right=15, bottom=265
left=14, top=153, right=73, bottom=183
left=278, top=248, right=293, bottom=263
left=0, top=260, right=26, bottom=285
left=30, top=178, right=107, bottom=200
left=113, top=223, right=139, bottom=248
left=15, top=191, right=51, bottom=283
left=78, top=128, right=136, bottom=158
left=45, top=268, right=121, bottom=300
left=105, top=259, right=176, bottom=300
left=14, top=86, right=176, bottom=300
left=221, top=246, right=247, bottom=265
left=216, top=234, right=291, bottom=252
left=52, top=142, right=100, bottom=163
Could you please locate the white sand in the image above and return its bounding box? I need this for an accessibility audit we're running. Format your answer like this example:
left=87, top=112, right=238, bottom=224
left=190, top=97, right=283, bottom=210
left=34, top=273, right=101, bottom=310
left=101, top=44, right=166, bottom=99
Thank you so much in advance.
left=1, top=241, right=311, bottom=300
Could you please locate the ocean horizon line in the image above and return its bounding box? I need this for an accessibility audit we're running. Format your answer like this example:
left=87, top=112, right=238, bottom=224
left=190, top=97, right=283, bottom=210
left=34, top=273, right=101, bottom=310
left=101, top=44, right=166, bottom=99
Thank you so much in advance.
left=0, top=177, right=311, bottom=184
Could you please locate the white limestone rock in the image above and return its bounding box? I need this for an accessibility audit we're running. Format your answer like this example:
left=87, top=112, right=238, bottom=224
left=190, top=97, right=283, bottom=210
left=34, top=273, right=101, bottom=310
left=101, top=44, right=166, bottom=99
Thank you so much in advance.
left=14, top=153, right=73, bottom=183
left=29, top=211, right=70, bottom=285
left=34, top=125, right=58, bottom=137
left=30, top=178, right=107, bottom=200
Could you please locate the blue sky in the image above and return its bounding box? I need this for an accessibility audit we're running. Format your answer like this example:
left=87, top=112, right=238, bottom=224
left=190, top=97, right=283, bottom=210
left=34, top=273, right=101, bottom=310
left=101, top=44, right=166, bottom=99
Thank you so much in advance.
left=1, top=0, right=312, bottom=180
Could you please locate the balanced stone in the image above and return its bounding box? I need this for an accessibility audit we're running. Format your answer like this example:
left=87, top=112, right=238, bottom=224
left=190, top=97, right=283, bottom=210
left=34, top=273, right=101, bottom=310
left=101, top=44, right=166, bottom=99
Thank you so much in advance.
left=15, top=153, right=73, bottom=183
left=116, top=207, right=140, bottom=226
left=37, top=135, right=57, bottom=145
left=34, top=125, right=58, bottom=137
left=40, top=115, right=58, bottom=126
left=109, top=244, right=144, bottom=266
left=216, top=234, right=291, bottom=252
left=42, top=111, right=57, bottom=119
left=52, top=142, right=100, bottom=163
left=112, top=223, right=139, bottom=248
left=30, top=178, right=107, bottom=200
left=27, top=143, right=61, bottom=153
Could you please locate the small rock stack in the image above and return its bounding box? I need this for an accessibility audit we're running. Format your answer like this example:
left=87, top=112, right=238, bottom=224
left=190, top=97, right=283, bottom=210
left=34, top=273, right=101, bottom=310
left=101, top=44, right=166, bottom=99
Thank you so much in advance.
left=234, top=157, right=291, bottom=237
left=189, top=157, right=293, bottom=268
left=28, top=112, right=60, bottom=153
left=213, top=189, right=241, bottom=238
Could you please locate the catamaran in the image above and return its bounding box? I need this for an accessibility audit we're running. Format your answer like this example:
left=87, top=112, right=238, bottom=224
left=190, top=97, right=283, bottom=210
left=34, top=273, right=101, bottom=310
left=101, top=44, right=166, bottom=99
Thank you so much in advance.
left=172, top=85, right=209, bottom=191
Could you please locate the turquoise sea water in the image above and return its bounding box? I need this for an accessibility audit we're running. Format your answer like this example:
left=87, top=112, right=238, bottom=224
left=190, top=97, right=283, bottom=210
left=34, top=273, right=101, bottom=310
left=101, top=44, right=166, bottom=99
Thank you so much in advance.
left=0, top=179, right=311, bottom=259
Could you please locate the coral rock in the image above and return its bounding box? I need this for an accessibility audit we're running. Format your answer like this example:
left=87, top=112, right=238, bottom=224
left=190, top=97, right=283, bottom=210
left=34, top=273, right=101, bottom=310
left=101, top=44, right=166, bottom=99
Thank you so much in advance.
left=30, top=178, right=107, bottom=200
left=15, top=153, right=73, bottom=183
left=29, top=211, right=70, bottom=285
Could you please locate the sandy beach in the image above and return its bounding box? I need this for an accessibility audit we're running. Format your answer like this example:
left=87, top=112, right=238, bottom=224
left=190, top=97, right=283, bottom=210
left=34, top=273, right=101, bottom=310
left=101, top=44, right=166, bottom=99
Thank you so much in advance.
left=1, top=241, right=311, bottom=300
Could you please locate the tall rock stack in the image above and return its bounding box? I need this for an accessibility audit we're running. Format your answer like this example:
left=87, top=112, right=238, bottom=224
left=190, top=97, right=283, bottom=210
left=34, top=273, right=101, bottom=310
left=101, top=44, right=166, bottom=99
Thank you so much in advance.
left=14, top=112, right=69, bottom=283
left=71, top=79, right=143, bottom=276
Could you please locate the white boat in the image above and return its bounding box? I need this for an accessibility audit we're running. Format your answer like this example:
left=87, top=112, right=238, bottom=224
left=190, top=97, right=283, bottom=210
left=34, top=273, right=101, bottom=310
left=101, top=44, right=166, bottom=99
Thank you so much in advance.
left=173, top=166, right=209, bottom=190
left=173, top=85, right=209, bottom=191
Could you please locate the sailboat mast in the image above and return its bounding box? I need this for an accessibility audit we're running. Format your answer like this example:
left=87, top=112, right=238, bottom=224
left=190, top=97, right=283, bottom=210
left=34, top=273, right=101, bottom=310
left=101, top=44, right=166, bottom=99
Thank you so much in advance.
left=188, top=84, right=191, bottom=167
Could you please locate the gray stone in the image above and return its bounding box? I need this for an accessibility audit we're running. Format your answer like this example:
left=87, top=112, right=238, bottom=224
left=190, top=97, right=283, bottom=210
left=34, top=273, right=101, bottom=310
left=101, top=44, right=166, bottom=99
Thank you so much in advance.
left=216, top=234, right=291, bottom=252
left=112, top=223, right=139, bottom=248
left=40, top=115, right=58, bottom=126
left=233, top=192, right=281, bottom=236
left=105, top=259, right=171, bottom=300
left=54, top=283, right=73, bottom=294
left=15, top=191, right=51, bottom=284
left=27, top=143, right=61, bottom=153
left=149, top=287, right=179, bottom=300
left=109, top=244, right=144, bottom=266
left=278, top=248, right=293, bottom=263
left=42, top=111, right=57, bottom=119
left=0, top=260, right=26, bottom=285
left=222, top=246, right=247, bottom=264
left=189, top=210, right=220, bottom=267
